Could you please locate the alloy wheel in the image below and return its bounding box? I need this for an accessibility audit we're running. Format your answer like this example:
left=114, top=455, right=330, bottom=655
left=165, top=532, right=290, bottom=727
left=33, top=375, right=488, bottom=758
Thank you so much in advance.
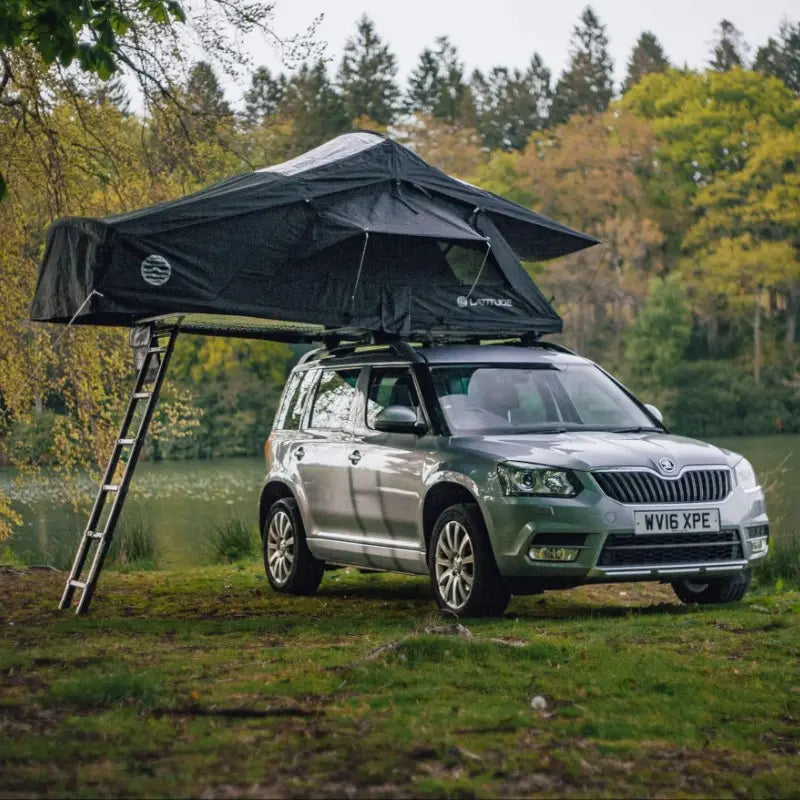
left=435, top=520, right=475, bottom=610
left=267, top=510, right=295, bottom=585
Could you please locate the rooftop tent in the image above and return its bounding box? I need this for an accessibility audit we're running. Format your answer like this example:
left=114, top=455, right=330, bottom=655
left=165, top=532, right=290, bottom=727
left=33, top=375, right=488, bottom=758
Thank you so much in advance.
left=30, top=131, right=600, bottom=341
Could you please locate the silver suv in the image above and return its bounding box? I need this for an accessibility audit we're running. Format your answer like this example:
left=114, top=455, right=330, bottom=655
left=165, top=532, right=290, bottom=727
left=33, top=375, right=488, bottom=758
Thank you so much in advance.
left=259, top=342, right=769, bottom=617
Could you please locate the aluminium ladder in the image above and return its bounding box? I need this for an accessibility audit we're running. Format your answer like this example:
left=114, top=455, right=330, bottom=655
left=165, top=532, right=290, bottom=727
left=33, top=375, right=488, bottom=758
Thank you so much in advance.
left=59, top=323, right=180, bottom=614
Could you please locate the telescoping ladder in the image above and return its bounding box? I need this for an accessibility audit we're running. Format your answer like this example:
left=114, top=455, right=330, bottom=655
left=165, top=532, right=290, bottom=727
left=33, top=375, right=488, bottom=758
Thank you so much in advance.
left=59, top=324, right=179, bottom=614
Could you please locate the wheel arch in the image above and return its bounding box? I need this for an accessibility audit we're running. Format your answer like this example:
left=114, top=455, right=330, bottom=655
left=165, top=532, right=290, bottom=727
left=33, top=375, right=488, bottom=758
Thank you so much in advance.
left=259, top=480, right=296, bottom=536
left=421, top=478, right=485, bottom=555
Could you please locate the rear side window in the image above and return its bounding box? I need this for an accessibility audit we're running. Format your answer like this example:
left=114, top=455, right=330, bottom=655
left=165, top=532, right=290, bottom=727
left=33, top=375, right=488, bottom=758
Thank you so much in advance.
left=274, top=370, right=316, bottom=431
left=308, top=369, right=360, bottom=430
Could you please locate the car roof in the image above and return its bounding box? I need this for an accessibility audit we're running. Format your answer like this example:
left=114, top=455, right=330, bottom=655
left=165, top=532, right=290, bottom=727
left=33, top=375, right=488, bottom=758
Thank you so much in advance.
left=296, top=343, right=590, bottom=370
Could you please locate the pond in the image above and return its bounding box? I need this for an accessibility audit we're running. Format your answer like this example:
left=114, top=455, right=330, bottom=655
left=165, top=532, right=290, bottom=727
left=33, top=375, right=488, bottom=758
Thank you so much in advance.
left=2, top=435, right=798, bottom=569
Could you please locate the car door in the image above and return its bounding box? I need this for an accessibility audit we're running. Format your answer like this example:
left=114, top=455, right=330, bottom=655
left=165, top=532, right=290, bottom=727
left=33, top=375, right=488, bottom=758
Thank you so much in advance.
left=347, top=366, right=431, bottom=565
left=294, top=367, right=362, bottom=547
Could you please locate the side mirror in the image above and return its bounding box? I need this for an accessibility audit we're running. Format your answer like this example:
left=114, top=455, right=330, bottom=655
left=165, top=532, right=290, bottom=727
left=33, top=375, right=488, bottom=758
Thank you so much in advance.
left=644, top=403, right=663, bottom=424
left=374, top=405, right=428, bottom=435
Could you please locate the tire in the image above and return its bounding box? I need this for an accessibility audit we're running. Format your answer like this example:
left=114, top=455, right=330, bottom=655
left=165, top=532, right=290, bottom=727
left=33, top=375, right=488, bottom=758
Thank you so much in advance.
left=263, top=498, right=324, bottom=595
left=428, top=503, right=510, bottom=618
left=671, top=569, right=752, bottom=605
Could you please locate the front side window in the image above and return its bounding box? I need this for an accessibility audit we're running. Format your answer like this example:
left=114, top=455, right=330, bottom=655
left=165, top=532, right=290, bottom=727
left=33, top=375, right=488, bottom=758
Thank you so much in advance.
left=308, top=369, right=360, bottom=430
left=432, top=364, right=656, bottom=435
left=365, top=368, right=420, bottom=428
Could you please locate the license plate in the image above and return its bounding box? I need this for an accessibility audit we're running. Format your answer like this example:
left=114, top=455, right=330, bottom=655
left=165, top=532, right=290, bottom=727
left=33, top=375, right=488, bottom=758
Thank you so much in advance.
left=634, top=509, right=720, bottom=534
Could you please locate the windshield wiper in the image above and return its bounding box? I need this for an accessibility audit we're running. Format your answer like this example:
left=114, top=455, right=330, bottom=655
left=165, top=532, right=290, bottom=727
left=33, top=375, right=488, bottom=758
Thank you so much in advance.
left=609, top=426, right=662, bottom=433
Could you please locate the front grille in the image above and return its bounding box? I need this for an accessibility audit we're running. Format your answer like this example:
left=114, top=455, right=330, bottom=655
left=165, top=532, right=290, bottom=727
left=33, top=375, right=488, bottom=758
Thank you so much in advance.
left=593, top=468, right=731, bottom=504
left=598, top=529, right=743, bottom=567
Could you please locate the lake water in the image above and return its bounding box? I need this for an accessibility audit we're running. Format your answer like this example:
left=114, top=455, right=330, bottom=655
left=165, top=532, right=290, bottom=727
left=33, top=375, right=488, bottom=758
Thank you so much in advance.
left=2, top=436, right=798, bottom=568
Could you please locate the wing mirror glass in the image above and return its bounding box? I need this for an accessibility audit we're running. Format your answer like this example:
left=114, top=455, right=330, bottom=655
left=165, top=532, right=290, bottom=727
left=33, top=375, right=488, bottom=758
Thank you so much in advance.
left=644, top=403, right=663, bottom=424
left=374, top=405, right=428, bottom=435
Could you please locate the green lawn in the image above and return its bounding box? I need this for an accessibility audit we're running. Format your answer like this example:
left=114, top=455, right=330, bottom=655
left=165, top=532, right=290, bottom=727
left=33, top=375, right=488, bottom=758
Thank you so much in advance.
left=1, top=563, right=798, bottom=798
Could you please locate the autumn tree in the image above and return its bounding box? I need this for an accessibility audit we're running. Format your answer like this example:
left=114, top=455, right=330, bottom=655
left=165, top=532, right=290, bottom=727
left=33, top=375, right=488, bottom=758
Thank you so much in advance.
left=470, top=55, right=551, bottom=150
left=709, top=19, right=749, bottom=70
left=337, top=15, right=399, bottom=125
left=622, top=31, right=669, bottom=92
left=754, top=19, right=800, bottom=91
left=550, top=6, right=614, bottom=124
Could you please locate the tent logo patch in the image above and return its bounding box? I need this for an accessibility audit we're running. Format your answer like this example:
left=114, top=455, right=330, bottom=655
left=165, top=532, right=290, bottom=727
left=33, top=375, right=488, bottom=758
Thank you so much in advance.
left=141, top=254, right=172, bottom=286
left=457, top=295, right=512, bottom=309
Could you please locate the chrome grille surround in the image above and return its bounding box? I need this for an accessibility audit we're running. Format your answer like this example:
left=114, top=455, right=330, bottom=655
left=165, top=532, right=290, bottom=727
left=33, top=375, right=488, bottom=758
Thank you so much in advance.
left=592, top=467, right=732, bottom=504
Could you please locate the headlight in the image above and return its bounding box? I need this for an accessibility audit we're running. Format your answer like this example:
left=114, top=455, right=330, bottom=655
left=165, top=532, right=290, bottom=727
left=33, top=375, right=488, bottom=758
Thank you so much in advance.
left=734, top=458, right=759, bottom=490
left=497, top=463, right=581, bottom=497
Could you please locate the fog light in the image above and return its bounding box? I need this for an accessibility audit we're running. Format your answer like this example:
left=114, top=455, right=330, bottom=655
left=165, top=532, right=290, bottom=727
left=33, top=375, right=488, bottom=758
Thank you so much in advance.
left=529, top=546, right=580, bottom=562
left=750, top=537, right=768, bottom=555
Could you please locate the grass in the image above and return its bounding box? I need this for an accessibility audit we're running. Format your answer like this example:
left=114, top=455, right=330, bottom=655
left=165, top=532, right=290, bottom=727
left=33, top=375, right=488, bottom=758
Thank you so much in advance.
left=757, top=528, right=800, bottom=587
left=1, top=563, right=799, bottom=798
left=204, top=517, right=260, bottom=563
left=108, top=516, right=158, bottom=570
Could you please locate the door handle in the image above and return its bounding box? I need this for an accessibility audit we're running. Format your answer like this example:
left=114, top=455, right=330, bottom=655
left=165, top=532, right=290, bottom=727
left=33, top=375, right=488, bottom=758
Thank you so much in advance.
left=348, top=450, right=362, bottom=465
left=294, top=447, right=305, bottom=461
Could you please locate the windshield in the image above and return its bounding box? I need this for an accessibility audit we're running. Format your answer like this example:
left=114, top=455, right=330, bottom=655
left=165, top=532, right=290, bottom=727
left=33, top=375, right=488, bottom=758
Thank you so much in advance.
left=431, top=364, right=658, bottom=435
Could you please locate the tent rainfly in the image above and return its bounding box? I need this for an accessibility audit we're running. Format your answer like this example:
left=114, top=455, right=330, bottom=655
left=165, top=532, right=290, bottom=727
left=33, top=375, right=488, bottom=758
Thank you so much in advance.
left=30, top=131, right=599, bottom=342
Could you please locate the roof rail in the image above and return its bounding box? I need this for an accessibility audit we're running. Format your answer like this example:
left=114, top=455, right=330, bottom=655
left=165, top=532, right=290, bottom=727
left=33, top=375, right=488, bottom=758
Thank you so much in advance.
left=304, top=337, right=426, bottom=365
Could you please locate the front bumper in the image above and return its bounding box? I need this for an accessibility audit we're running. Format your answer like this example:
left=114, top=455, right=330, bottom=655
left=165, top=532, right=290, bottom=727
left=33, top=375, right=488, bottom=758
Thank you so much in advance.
left=482, top=479, right=769, bottom=585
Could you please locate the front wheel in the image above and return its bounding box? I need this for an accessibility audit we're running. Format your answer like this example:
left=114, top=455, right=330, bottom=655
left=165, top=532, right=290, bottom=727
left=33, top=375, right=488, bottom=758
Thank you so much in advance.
left=671, top=569, right=751, bottom=605
left=428, top=503, right=510, bottom=618
left=263, top=498, right=324, bottom=595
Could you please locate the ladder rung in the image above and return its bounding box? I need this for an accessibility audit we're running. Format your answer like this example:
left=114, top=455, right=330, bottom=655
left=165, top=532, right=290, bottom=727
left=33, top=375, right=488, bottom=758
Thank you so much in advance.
left=69, top=580, right=87, bottom=589
left=133, top=392, right=151, bottom=399
left=102, top=484, right=119, bottom=492
left=148, top=347, right=166, bottom=354
left=118, top=438, right=136, bottom=445
left=86, top=531, right=104, bottom=540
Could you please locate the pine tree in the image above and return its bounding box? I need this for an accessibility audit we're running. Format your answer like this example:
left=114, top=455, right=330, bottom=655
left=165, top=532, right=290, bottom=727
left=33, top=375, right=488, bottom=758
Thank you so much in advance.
left=405, top=36, right=473, bottom=123
left=281, top=60, right=350, bottom=152
left=754, top=19, right=800, bottom=92
left=623, top=31, right=670, bottom=92
left=471, top=54, right=552, bottom=150
left=550, top=6, right=614, bottom=125
left=709, top=19, right=749, bottom=71
left=184, top=61, right=232, bottom=140
left=337, top=15, right=400, bottom=125
left=245, top=67, right=287, bottom=125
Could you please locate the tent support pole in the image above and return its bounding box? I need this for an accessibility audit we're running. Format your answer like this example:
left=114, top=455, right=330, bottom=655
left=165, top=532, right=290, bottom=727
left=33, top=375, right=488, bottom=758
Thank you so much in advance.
left=58, top=322, right=180, bottom=615
left=350, top=230, right=370, bottom=311
left=465, top=240, right=491, bottom=300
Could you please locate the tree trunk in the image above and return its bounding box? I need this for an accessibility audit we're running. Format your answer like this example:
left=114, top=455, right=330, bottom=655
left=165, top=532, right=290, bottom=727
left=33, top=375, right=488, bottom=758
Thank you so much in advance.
left=786, top=283, right=798, bottom=352
left=753, top=298, right=762, bottom=385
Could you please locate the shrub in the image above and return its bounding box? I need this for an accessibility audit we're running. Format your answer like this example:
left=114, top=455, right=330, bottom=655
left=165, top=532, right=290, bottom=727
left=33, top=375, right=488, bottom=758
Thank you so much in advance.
left=109, top=516, right=158, bottom=569
left=205, top=518, right=259, bottom=563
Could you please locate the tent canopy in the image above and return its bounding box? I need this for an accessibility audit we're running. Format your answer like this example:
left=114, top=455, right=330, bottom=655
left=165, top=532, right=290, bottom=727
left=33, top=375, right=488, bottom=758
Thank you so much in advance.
left=30, top=131, right=600, bottom=342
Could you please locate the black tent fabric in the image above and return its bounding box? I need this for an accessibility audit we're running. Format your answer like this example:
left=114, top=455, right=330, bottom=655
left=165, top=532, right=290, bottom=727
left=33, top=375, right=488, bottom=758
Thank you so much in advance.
left=30, top=131, right=600, bottom=341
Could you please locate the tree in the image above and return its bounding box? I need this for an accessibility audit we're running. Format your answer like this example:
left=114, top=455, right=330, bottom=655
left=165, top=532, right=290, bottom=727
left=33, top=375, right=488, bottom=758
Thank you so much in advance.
left=622, top=275, right=691, bottom=404
left=281, top=60, right=350, bottom=153
left=550, top=6, right=614, bottom=125
left=709, top=19, right=749, bottom=71
left=405, top=36, right=474, bottom=124
left=470, top=55, right=551, bottom=150
left=622, top=31, right=669, bottom=92
left=245, top=67, right=287, bottom=125
left=0, top=1, right=321, bottom=198
left=183, top=61, right=232, bottom=139
left=337, top=15, right=399, bottom=126
left=754, top=19, right=800, bottom=92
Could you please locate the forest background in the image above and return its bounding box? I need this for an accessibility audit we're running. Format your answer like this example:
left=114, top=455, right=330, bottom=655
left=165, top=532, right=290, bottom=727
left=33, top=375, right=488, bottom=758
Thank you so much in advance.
left=1, top=3, right=800, bottom=538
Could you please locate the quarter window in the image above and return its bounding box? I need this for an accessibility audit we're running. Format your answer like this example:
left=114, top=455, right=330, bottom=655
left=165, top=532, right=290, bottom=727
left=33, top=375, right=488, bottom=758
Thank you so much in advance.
left=366, top=368, right=420, bottom=428
left=308, top=369, right=360, bottom=430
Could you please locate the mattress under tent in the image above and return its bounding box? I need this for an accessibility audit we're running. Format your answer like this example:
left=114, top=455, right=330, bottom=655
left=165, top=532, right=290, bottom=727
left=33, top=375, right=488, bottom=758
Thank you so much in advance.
left=29, top=131, right=599, bottom=614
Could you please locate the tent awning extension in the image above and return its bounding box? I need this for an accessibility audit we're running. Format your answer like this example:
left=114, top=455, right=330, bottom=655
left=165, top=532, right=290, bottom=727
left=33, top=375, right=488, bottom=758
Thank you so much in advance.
left=30, top=131, right=600, bottom=341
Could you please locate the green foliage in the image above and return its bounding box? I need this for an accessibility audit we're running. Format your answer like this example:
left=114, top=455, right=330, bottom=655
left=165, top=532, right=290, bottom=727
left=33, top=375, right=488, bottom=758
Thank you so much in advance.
left=758, top=529, right=800, bottom=586
left=709, top=19, right=749, bottom=71
left=550, top=6, right=614, bottom=124
left=622, top=31, right=670, bottom=92
left=336, top=15, right=400, bottom=126
left=204, top=518, right=259, bottom=563
left=754, top=19, right=800, bottom=91
left=622, top=276, right=691, bottom=401
left=110, top=516, right=158, bottom=569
